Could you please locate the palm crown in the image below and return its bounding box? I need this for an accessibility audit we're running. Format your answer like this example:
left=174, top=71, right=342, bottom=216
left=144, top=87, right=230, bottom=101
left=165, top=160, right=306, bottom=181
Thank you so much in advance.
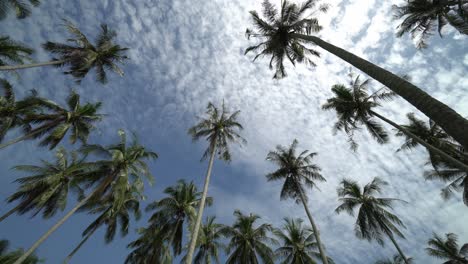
left=0, top=240, right=41, bottom=264
left=43, top=20, right=129, bottom=84
left=335, top=178, right=406, bottom=245
left=245, top=0, right=329, bottom=78
left=0, top=36, right=33, bottom=66
left=426, top=233, right=468, bottom=263
left=266, top=139, right=325, bottom=203
left=225, top=210, right=276, bottom=264
left=188, top=216, right=227, bottom=264
left=0, top=0, right=40, bottom=20
left=375, top=254, right=413, bottom=264
left=188, top=102, right=245, bottom=162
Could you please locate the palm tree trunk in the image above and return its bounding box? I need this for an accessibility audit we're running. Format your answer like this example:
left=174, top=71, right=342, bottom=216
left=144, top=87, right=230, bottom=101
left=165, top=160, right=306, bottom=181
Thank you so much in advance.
left=387, top=233, right=410, bottom=264
left=13, top=175, right=113, bottom=264
left=63, top=225, right=98, bottom=264
left=370, top=110, right=468, bottom=172
left=0, top=60, right=66, bottom=71
left=291, top=33, right=468, bottom=151
left=0, top=203, right=22, bottom=222
left=296, top=182, right=329, bottom=264
left=185, top=143, right=217, bottom=264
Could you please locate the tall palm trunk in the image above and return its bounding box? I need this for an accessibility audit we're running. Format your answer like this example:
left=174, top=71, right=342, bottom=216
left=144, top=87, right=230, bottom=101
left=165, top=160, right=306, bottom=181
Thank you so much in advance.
left=0, top=60, right=65, bottom=71
left=0, top=121, right=60, bottom=150
left=291, top=33, right=468, bottom=151
left=63, top=225, right=99, bottom=264
left=370, top=110, right=468, bottom=172
left=185, top=143, right=217, bottom=264
left=387, top=233, right=410, bottom=264
left=13, top=175, right=113, bottom=264
left=296, top=181, right=329, bottom=264
left=0, top=203, right=22, bottom=222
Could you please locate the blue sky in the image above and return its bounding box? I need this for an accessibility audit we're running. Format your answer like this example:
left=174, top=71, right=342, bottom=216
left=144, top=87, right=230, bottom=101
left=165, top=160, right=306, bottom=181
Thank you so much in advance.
left=1, top=0, right=468, bottom=263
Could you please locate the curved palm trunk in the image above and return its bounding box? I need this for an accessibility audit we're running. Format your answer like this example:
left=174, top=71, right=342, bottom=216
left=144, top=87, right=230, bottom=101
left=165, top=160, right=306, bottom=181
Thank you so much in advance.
left=0, top=60, right=65, bottom=71
left=291, top=33, right=468, bottom=151
left=296, top=183, right=329, bottom=264
left=13, top=175, right=113, bottom=264
left=370, top=110, right=468, bottom=172
left=0, top=203, right=22, bottom=222
left=387, top=233, right=410, bottom=264
left=185, top=143, right=217, bottom=264
left=63, top=225, right=99, bottom=264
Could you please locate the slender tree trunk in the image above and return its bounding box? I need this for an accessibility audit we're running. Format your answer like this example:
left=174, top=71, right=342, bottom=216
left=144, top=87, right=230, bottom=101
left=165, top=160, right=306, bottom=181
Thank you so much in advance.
left=13, top=175, right=113, bottom=264
left=296, top=182, right=329, bottom=264
left=185, top=143, right=217, bottom=264
left=63, top=225, right=98, bottom=264
left=387, top=233, right=410, bottom=264
left=0, top=60, right=65, bottom=71
left=370, top=110, right=468, bottom=172
left=291, top=33, right=468, bottom=151
left=0, top=203, right=22, bottom=222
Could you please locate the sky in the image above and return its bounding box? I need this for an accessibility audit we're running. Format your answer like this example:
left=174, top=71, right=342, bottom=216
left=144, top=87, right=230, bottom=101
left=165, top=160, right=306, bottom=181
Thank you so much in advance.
left=0, top=0, right=467, bottom=263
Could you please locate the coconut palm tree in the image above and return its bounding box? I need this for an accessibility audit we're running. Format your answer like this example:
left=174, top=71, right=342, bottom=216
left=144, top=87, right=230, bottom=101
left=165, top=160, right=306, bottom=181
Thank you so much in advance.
left=0, top=0, right=40, bottom=20
left=0, top=147, right=89, bottom=223
left=375, top=254, right=413, bottom=264
left=426, top=233, right=468, bottom=263
left=274, top=217, right=333, bottom=264
left=0, top=79, right=40, bottom=142
left=245, top=0, right=468, bottom=150
left=224, top=210, right=276, bottom=264
left=0, top=20, right=129, bottom=84
left=321, top=75, right=468, bottom=173
left=336, top=178, right=410, bottom=264
left=146, top=179, right=209, bottom=257
left=185, top=101, right=246, bottom=263
left=63, top=185, right=143, bottom=263
left=0, top=37, right=33, bottom=68
left=266, top=139, right=329, bottom=264
left=125, top=226, right=173, bottom=264
left=393, top=0, right=468, bottom=49
left=14, top=130, right=157, bottom=264
left=0, top=240, right=42, bottom=264
left=0, top=90, right=103, bottom=150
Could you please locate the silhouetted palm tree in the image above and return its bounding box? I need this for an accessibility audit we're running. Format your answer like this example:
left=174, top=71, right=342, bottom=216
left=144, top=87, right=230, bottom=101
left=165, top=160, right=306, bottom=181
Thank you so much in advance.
left=224, top=210, right=276, bottom=264
left=0, top=20, right=129, bottom=84
left=375, top=254, right=413, bottom=264
left=0, top=90, right=102, bottom=150
left=393, top=0, right=468, bottom=49
left=0, top=148, right=89, bottom=223
left=0, top=37, right=33, bottom=68
left=0, top=0, right=40, bottom=20
left=274, top=218, right=333, bottom=264
left=185, top=102, right=246, bottom=264
left=336, top=178, right=410, bottom=264
left=245, top=0, right=468, bottom=150
left=426, top=233, right=468, bottom=263
left=14, top=130, right=157, bottom=264
left=0, top=240, right=41, bottom=264
left=266, top=139, right=329, bottom=264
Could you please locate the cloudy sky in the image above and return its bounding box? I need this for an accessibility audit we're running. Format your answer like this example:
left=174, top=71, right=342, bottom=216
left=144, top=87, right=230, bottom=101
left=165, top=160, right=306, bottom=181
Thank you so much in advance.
left=1, top=0, right=467, bottom=263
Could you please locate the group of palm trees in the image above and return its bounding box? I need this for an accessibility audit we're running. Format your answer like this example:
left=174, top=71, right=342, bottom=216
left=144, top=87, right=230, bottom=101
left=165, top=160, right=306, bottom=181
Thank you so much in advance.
left=1, top=0, right=467, bottom=263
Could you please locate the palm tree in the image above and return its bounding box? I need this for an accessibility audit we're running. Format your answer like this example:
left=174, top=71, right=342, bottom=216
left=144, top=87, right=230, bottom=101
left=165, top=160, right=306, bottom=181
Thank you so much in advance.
left=0, top=240, right=41, bottom=264
left=393, top=0, right=468, bottom=49
left=375, top=254, right=413, bottom=264
left=14, top=130, right=157, bottom=264
left=0, top=90, right=103, bottom=150
left=0, top=79, right=39, bottom=142
left=125, top=226, right=173, bottom=264
left=321, top=75, right=468, bottom=173
left=146, top=179, right=209, bottom=257
left=336, top=178, right=410, bottom=264
left=0, top=147, right=88, bottom=223
left=0, top=20, right=129, bottom=84
left=274, top=218, right=333, bottom=264
left=0, top=37, right=33, bottom=68
left=224, top=210, right=276, bottom=264
left=0, top=0, right=40, bottom=20
left=245, top=0, right=468, bottom=150
left=266, top=139, right=329, bottom=264
left=426, top=233, right=468, bottom=263
left=63, top=185, right=143, bottom=263
left=185, top=101, right=246, bottom=264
